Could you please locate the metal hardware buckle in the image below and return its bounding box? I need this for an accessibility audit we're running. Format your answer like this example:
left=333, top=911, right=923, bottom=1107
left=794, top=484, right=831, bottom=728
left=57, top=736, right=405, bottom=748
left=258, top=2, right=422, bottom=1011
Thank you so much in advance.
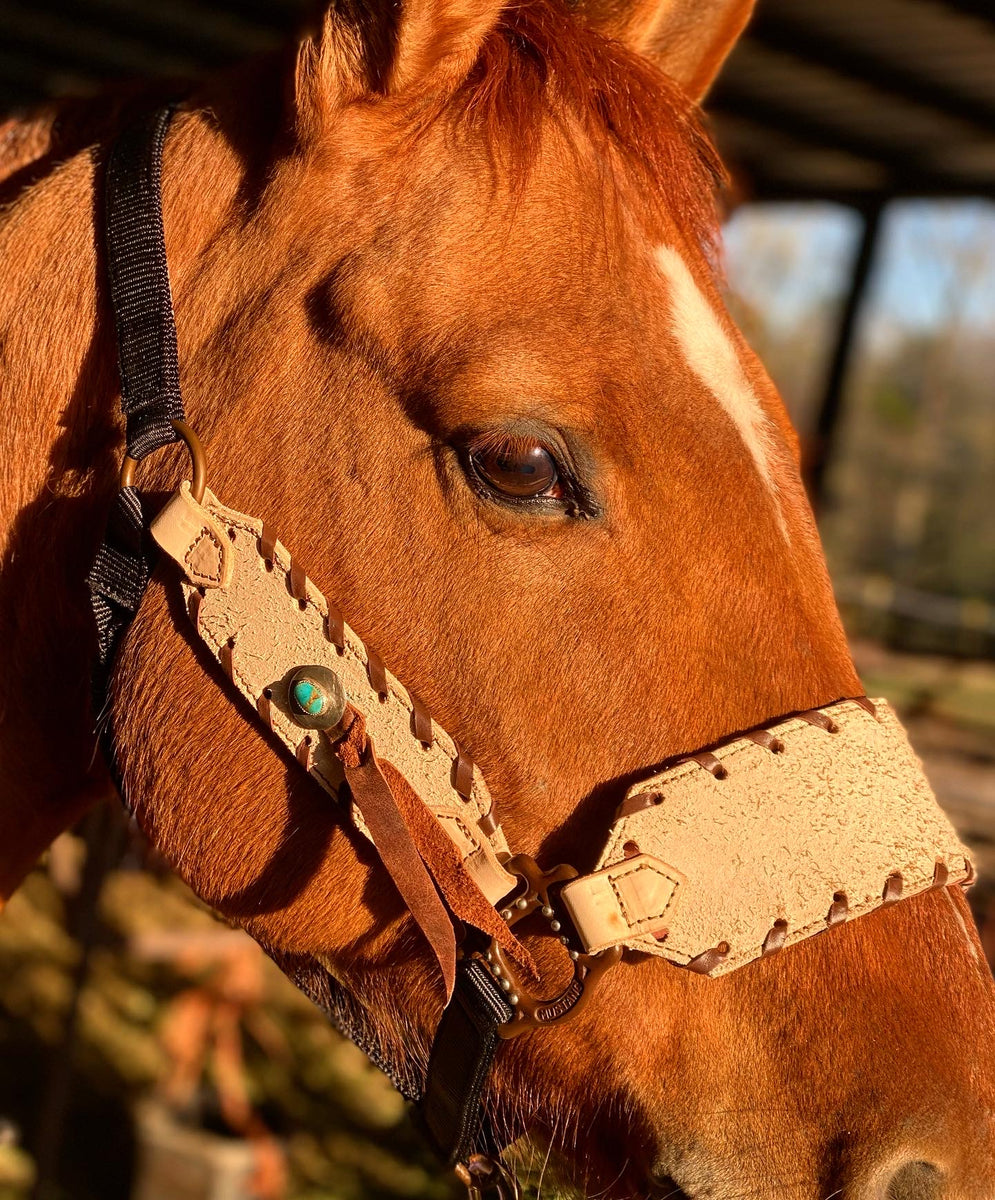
left=484, top=854, right=622, bottom=1039
left=455, top=1154, right=520, bottom=1200
left=119, top=418, right=207, bottom=504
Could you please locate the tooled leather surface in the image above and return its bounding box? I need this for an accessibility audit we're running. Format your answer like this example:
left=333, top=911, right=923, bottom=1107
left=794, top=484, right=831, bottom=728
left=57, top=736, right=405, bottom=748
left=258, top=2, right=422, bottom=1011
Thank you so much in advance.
left=569, top=699, right=973, bottom=975
left=151, top=485, right=516, bottom=906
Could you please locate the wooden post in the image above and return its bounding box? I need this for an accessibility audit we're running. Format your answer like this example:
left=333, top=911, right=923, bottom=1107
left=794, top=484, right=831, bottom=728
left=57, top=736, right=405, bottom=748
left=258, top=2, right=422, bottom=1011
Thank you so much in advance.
left=30, top=802, right=125, bottom=1200
left=805, top=201, right=886, bottom=507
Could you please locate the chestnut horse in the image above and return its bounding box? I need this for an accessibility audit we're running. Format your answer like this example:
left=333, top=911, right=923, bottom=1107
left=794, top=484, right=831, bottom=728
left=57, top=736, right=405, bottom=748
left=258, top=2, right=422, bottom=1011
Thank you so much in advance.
left=2, top=0, right=994, bottom=1194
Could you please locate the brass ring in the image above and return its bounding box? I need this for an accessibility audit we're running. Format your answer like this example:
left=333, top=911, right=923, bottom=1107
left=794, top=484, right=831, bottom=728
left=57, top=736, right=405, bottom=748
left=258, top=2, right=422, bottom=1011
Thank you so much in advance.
left=119, top=419, right=207, bottom=504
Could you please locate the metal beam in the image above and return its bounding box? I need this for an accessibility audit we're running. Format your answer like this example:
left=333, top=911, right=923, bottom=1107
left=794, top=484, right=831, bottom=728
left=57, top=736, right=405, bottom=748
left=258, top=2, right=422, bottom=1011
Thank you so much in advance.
left=941, top=0, right=995, bottom=32
left=724, top=160, right=995, bottom=204
left=189, top=0, right=312, bottom=33
left=708, top=86, right=927, bottom=175
left=0, top=4, right=201, bottom=80
left=745, top=13, right=995, bottom=139
left=26, top=0, right=278, bottom=63
left=805, top=202, right=885, bottom=507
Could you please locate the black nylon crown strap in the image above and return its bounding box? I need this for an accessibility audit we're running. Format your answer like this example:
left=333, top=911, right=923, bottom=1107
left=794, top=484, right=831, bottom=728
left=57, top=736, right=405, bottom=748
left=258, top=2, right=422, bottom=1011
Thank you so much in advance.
left=104, top=104, right=185, bottom=461
left=88, top=104, right=184, bottom=669
left=419, top=958, right=515, bottom=1165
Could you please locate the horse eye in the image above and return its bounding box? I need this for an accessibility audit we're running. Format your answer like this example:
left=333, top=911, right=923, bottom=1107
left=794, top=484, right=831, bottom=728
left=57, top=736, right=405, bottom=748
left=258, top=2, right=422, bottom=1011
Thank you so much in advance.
left=469, top=439, right=562, bottom=500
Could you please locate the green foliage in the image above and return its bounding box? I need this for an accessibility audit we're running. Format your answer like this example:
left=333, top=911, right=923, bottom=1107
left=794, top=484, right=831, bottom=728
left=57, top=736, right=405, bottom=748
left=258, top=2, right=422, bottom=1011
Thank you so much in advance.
left=870, top=384, right=917, bottom=431
left=726, top=201, right=995, bottom=656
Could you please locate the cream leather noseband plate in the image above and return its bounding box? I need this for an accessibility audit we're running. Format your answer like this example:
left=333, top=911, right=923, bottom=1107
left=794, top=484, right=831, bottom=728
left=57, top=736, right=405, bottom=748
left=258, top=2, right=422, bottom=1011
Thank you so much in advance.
left=561, top=699, right=973, bottom=975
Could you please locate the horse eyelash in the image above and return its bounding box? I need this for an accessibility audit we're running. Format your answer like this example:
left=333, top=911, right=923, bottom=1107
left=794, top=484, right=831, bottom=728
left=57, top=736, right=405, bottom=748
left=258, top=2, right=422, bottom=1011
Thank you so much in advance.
left=461, top=430, right=602, bottom=520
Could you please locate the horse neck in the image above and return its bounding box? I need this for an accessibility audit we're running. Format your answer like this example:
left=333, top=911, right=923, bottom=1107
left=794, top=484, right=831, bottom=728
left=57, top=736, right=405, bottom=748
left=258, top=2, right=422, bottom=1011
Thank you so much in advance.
left=0, top=75, right=267, bottom=898
left=0, top=56, right=285, bottom=503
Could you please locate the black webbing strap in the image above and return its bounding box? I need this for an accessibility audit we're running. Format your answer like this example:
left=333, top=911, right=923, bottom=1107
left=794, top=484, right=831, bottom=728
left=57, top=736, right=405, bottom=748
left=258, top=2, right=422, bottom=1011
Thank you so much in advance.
left=105, top=104, right=184, bottom=461
left=419, top=958, right=514, bottom=1165
left=88, top=105, right=183, bottom=672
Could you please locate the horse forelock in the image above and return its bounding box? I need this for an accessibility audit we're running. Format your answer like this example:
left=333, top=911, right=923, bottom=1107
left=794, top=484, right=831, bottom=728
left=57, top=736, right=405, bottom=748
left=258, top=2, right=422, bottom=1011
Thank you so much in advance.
left=454, top=0, right=723, bottom=245
left=303, top=0, right=723, bottom=260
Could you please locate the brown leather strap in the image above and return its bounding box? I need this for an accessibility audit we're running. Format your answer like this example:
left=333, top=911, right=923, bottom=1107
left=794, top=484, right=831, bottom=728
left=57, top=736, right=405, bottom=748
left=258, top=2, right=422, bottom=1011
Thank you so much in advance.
left=366, top=651, right=389, bottom=699
left=377, top=758, right=537, bottom=987
left=798, top=708, right=839, bottom=733
left=324, top=601, right=345, bottom=651
left=410, top=693, right=434, bottom=746
left=453, top=747, right=475, bottom=800
left=334, top=710, right=457, bottom=999
left=335, top=708, right=535, bottom=989
left=690, top=750, right=727, bottom=778
left=289, top=558, right=309, bottom=604
left=746, top=729, right=784, bottom=753
left=259, top=523, right=278, bottom=564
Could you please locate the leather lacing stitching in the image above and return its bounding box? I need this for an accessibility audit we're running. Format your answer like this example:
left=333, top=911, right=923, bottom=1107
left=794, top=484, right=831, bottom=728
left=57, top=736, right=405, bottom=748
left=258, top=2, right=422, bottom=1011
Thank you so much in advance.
left=680, top=854, right=971, bottom=977
left=617, top=705, right=860, bottom=819
left=191, top=508, right=497, bottom=844
left=611, top=701, right=970, bottom=975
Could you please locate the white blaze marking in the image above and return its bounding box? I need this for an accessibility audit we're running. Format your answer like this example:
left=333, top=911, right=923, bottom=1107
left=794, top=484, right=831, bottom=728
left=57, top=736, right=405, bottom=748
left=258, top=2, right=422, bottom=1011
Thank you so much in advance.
left=655, top=245, right=787, bottom=536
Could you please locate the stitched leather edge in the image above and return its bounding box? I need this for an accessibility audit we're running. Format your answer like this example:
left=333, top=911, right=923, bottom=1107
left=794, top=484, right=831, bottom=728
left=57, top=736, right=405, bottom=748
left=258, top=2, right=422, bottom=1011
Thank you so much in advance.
left=157, top=486, right=516, bottom=906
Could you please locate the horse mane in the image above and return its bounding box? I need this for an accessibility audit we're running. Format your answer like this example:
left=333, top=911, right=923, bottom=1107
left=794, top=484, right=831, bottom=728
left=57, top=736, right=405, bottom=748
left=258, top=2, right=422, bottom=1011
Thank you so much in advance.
left=445, top=0, right=725, bottom=255
left=0, top=83, right=188, bottom=205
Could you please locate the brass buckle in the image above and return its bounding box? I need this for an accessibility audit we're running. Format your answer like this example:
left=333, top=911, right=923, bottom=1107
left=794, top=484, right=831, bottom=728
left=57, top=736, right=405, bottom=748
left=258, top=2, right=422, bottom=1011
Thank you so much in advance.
left=485, top=854, right=621, bottom=1039
left=455, top=1154, right=520, bottom=1200
left=119, top=418, right=207, bottom=504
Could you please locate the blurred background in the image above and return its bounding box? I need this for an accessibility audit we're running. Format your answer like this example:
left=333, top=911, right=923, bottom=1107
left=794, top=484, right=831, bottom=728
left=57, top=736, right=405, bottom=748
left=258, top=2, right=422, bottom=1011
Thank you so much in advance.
left=1, top=0, right=993, bottom=1197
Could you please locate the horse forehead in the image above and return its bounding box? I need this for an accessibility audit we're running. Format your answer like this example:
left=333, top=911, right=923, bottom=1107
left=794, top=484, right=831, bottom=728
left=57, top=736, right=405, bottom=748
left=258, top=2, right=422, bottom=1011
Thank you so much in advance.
left=654, top=243, right=788, bottom=536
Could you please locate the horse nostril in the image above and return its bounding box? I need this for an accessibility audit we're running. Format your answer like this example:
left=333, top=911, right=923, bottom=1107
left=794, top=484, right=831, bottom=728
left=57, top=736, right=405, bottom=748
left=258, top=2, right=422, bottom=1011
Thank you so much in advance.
left=886, top=1161, right=945, bottom=1200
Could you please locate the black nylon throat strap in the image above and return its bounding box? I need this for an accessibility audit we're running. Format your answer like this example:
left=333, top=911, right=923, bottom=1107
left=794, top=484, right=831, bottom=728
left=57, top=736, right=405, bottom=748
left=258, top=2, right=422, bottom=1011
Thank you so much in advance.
left=420, top=958, right=515, bottom=1166
left=88, top=104, right=183, bottom=671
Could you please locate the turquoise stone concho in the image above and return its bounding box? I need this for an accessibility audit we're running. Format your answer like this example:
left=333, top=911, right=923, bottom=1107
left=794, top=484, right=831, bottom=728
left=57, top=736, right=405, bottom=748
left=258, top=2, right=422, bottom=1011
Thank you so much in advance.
left=286, top=665, right=347, bottom=730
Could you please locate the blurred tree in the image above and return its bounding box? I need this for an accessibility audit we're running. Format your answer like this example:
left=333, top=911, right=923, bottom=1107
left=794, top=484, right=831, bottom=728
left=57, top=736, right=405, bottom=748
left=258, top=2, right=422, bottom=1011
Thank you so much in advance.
left=724, top=199, right=995, bottom=653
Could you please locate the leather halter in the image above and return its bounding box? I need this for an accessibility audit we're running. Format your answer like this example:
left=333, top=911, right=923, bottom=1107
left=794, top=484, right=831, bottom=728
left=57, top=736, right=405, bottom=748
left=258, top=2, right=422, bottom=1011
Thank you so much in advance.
left=88, top=106, right=974, bottom=1195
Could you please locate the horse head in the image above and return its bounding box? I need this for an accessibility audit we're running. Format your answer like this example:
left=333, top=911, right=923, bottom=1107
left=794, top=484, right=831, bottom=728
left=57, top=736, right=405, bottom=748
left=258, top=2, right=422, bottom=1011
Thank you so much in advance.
left=1, top=0, right=993, bottom=1194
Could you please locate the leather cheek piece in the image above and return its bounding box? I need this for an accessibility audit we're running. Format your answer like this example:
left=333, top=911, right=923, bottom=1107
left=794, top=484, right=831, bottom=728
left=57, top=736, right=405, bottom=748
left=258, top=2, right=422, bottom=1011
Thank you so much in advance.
left=151, top=484, right=519, bottom=915
left=560, top=855, right=684, bottom=954
left=153, top=483, right=233, bottom=589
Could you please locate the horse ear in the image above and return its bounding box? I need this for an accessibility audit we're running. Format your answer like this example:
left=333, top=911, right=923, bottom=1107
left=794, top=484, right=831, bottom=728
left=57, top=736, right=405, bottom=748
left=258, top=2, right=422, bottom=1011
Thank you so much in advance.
left=578, top=0, right=755, bottom=100
left=298, top=0, right=506, bottom=113
left=386, top=0, right=507, bottom=93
